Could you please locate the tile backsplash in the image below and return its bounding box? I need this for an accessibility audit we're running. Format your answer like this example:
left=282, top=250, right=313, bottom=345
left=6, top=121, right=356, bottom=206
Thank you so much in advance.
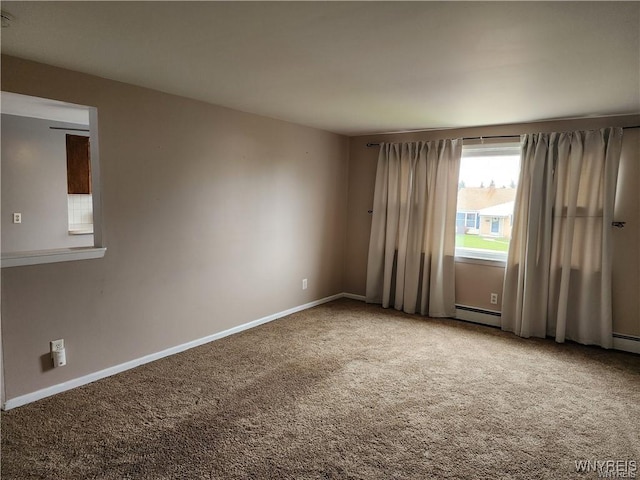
left=68, top=194, right=93, bottom=233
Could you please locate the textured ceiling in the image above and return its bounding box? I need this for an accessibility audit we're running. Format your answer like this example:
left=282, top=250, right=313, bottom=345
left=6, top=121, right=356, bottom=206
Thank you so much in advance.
left=2, top=1, right=639, bottom=135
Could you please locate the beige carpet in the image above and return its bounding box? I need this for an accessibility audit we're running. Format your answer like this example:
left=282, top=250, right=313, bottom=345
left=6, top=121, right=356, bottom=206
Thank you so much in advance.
left=2, top=299, right=639, bottom=479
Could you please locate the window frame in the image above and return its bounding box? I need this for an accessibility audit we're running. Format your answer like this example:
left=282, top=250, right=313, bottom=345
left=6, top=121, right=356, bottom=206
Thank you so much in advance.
left=454, top=140, right=521, bottom=264
left=1, top=92, right=105, bottom=268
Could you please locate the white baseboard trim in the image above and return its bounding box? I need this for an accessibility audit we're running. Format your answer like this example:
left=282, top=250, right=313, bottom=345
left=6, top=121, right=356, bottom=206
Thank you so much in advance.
left=2, top=293, right=344, bottom=411
left=613, top=334, right=640, bottom=354
left=343, top=293, right=366, bottom=302
left=4, top=293, right=638, bottom=410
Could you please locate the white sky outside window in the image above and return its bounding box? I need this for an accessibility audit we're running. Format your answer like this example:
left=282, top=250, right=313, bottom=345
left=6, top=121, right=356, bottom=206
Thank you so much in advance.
left=458, top=145, right=521, bottom=187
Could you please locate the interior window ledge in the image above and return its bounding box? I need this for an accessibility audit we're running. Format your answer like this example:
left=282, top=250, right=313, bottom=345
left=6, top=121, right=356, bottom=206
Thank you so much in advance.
left=455, top=255, right=506, bottom=268
left=68, top=227, right=94, bottom=235
left=1, top=247, right=106, bottom=268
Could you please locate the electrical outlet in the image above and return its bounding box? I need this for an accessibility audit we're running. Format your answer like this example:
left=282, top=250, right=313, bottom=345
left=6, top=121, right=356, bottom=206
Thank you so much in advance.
left=302, top=278, right=308, bottom=290
left=50, top=339, right=64, bottom=352
left=490, top=293, right=498, bottom=305
left=12, top=212, right=21, bottom=224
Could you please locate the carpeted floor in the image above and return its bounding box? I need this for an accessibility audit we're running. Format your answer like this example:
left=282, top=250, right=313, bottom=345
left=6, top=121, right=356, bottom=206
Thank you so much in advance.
left=2, top=299, right=639, bottom=479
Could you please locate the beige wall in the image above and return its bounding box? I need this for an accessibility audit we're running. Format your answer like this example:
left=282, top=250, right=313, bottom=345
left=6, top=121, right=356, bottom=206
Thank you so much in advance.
left=612, top=128, right=640, bottom=337
left=455, top=262, right=507, bottom=311
left=0, top=56, right=349, bottom=400
left=345, top=116, right=640, bottom=337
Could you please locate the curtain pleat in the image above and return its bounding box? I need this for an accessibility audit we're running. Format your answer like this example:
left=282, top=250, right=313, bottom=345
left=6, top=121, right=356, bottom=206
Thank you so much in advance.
left=502, top=128, right=622, bottom=348
left=366, top=139, right=462, bottom=317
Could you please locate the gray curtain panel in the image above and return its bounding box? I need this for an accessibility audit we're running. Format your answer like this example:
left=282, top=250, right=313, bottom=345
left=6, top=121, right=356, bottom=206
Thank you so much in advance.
left=366, top=140, right=462, bottom=317
left=502, top=128, right=623, bottom=347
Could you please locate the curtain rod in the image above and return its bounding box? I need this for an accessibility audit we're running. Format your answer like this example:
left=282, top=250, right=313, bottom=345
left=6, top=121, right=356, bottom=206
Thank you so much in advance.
left=49, top=127, right=90, bottom=132
left=365, top=125, right=640, bottom=148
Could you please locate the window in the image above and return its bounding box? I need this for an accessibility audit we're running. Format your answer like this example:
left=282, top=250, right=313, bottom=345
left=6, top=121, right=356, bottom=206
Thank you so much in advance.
left=456, top=212, right=479, bottom=230
left=455, top=142, right=521, bottom=262
left=66, top=134, right=94, bottom=235
left=1, top=92, right=105, bottom=268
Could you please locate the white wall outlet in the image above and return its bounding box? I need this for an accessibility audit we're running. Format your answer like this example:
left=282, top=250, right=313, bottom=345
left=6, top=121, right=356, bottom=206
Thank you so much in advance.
left=50, top=339, right=67, bottom=367
left=490, top=293, right=499, bottom=305
left=302, top=278, right=308, bottom=290
left=12, top=212, right=21, bottom=224
left=50, top=339, right=64, bottom=352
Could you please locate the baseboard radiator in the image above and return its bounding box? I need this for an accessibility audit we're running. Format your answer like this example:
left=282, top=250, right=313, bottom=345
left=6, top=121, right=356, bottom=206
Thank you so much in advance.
left=612, top=333, right=640, bottom=354
left=453, top=304, right=640, bottom=354
left=455, top=304, right=501, bottom=328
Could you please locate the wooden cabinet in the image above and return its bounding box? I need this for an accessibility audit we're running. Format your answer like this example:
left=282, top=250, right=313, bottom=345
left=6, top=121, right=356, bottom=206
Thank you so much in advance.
left=66, top=134, right=91, bottom=194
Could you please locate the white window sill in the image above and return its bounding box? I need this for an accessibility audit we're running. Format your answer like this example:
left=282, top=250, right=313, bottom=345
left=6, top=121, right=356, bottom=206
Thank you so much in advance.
left=1, top=247, right=106, bottom=268
left=69, top=223, right=94, bottom=235
left=455, top=248, right=507, bottom=267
